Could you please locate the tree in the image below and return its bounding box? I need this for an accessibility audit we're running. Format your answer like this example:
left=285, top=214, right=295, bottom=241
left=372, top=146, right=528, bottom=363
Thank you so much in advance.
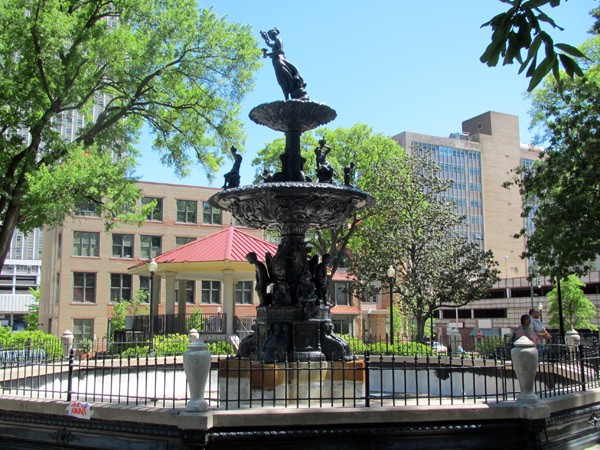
left=24, top=287, right=40, bottom=330
left=252, top=124, right=404, bottom=276
left=0, top=0, right=261, bottom=270
left=547, top=275, right=598, bottom=330
left=108, top=290, right=149, bottom=339
left=481, top=0, right=588, bottom=91
left=350, top=152, right=499, bottom=343
left=507, top=35, right=600, bottom=279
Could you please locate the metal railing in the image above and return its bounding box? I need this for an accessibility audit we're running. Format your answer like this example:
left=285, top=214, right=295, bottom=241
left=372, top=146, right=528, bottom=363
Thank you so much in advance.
left=0, top=338, right=598, bottom=410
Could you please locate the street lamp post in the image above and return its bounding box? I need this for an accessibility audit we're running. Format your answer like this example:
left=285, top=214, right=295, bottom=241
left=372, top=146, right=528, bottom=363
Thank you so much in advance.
left=387, top=265, right=396, bottom=346
left=148, top=258, right=158, bottom=353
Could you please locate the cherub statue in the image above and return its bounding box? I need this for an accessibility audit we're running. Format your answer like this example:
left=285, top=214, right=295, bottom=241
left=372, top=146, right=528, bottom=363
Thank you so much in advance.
left=315, top=139, right=334, bottom=183
left=222, top=146, right=242, bottom=189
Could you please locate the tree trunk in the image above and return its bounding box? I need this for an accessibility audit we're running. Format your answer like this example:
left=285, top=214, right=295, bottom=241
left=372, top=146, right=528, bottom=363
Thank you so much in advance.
left=0, top=201, right=22, bottom=271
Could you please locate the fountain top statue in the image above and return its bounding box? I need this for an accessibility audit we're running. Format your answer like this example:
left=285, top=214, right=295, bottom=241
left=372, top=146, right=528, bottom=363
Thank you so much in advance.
left=260, top=28, right=308, bottom=101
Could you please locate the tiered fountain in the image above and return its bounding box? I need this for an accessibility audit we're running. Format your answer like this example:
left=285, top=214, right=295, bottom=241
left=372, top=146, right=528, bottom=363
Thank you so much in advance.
left=209, top=28, right=374, bottom=405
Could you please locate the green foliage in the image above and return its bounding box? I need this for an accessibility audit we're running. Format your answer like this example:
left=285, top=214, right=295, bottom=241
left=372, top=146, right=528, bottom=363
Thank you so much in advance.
left=340, top=335, right=369, bottom=355
left=187, top=309, right=204, bottom=333
left=547, top=275, right=598, bottom=330
left=510, top=36, right=600, bottom=279
left=207, top=341, right=235, bottom=355
left=481, top=0, right=586, bottom=91
left=350, top=152, right=500, bottom=343
left=153, top=334, right=188, bottom=356
left=0, top=327, right=62, bottom=358
left=0, top=0, right=261, bottom=269
left=476, top=335, right=510, bottom=358
left=109, top=290, right=149, bottom=340
left=24, top=287, right=40, bottom=330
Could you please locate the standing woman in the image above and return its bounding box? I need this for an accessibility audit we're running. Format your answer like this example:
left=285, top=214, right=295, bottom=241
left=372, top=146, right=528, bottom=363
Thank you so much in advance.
left=260, top=28, right=308, bottom=100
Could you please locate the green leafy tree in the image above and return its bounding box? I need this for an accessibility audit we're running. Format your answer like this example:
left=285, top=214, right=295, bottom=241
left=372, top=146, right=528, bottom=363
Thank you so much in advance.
left=350, top=152, right=499, bottom=343
left=0, top=0, right=261, bottom=270
left=507, top=35, right=600, bottom=279
left=252, top=123, right=404, bottom=276
left=481, top=0, right=588, bottom=91
left=547, top=275, right=598, bottom=330
left=24, top=287, right=40, bottom=330
left=108, top=289, right=149, bottom=339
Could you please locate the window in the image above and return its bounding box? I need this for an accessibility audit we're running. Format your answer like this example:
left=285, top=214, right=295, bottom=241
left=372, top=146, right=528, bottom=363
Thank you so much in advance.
left=74, top=200, right=100, bottom=217
left=235, top=281, right=253, bottom=304
left=175, top=280, right=195, bottom=304
left=176, top=237, right=196, bottom=247
left=202, top=202, right=222, bottom=225
left=72, top=232, right=99, bottom=257
left=112, top=234, right=134, bottom=258
left=140, top=235, right=162, bottom=259
left=333, top=282, right=351, bottom=306
left=138, top=276, right=150, bottom=303
left=332, top=318, right=352, bottom=335
left=110, top=273, right=132, bottom=302
left=143, top=197, right=163, bottom=221
left=177, top=200, right=198, bottom=223
left=73, top=319, right=94, bottom=344
left=201, top=281, right=221, bottom=304
left=73, top=272, right=96, bottom=303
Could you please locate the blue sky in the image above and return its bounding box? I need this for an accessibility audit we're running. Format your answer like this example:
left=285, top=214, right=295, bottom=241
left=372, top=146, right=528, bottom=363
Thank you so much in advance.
left=134, top=0, right=596, bottom=186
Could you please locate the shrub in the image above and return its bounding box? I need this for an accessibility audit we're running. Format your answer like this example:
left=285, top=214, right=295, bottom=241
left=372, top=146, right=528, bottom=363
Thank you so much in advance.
left=207, top=341, right=235, bottom=355
left=0, top=327, right=62, bottom=358
left=153, top=334, right=188, bottom=356
left=476, top=335, right=510, bottom=358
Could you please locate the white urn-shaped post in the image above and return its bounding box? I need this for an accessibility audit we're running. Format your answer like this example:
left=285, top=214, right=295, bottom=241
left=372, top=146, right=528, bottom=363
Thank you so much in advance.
left=566, top=328, right=581, bottom=358
left=183, top=329, right=211, bottom=412
left=511, top=336, right=539, bottom=404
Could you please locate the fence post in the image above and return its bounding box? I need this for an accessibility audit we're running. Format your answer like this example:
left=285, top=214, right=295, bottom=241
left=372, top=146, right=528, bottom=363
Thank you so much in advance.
left=579, top=344, right=586, bottom=392
left=364, top=351, right=370, bottom=407
left=61, top=330, right=74, bottom=358
left=66, top=348, right=74, bottom=402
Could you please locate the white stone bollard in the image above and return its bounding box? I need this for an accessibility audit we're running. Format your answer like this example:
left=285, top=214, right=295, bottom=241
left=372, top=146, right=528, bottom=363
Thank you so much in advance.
left=566, top=328, right=581, bottom=358
left=188, top=328, right=200, bottom=343
left=62, top=330, right=74, bottom=357
left=511, top=336, right=539, bottom=404
left=183, top=331, right=211, bottom=412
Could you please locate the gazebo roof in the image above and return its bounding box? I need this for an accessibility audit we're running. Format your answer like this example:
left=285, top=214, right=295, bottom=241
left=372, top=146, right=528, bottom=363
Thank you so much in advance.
left=129, top=227, right=278, bottom=274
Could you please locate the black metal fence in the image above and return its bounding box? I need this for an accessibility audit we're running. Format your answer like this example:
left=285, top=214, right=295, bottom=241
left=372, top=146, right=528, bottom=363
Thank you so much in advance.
left=1, top=338, right=599, bottom=410
left=110, top=313, right=226, bottom=342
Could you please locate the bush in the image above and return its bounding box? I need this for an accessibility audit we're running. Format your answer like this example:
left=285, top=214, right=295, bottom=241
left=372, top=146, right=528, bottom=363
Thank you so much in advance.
left=207, top=341, right=235, bottom=355
left=0, top=327, right=62, bottom=358
left=340, top=334, right=368, bottom=354
left=153, top=334, right=188, bottom=356
left=476, top=335, right=510, bottom=358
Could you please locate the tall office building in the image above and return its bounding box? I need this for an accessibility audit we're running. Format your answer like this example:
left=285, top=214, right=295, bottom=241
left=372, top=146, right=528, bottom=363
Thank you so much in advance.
left=389, top=111, right=600, bottom=334
left=394, top=111, right=537, bottom=280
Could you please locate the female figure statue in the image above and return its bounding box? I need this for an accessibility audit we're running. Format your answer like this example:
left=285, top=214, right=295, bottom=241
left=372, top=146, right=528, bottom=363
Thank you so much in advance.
left=260, top=28, right=308, bottom=100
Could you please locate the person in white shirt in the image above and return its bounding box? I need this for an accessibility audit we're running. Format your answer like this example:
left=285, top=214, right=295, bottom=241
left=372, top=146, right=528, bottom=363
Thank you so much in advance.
left=529, top=308, right=551, bottom=359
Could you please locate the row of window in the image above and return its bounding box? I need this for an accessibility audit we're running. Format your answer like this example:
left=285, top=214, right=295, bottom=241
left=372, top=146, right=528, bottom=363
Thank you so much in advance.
left=70, top=273, right=359, bottom=307
left=74, top=232, right=200, bottom=259
left=72, top=272, right=255, bottom=305
left=77, top=198, right=223, bottom=225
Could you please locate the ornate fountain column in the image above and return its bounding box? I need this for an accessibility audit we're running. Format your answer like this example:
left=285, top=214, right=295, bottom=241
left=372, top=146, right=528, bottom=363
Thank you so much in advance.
left=210, top=100, right=374, bottom=363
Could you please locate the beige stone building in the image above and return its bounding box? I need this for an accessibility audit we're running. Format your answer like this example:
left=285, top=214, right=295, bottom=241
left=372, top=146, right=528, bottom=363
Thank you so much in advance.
left=39, top=181, right=266, bottom=342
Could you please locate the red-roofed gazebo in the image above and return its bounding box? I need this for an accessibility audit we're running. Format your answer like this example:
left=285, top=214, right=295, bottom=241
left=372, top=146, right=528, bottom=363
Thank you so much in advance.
left=129, top=227, right=278, bottom=338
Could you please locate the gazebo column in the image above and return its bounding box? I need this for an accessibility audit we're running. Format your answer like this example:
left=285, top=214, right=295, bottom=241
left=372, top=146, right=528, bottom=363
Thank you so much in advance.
left=177, top=279, right=188, bottom=332
left=222, top=269, right=235, bottom=335
left=152, top=277, right=161, bottom=320
left=165, top=272, right=176, bottom=333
